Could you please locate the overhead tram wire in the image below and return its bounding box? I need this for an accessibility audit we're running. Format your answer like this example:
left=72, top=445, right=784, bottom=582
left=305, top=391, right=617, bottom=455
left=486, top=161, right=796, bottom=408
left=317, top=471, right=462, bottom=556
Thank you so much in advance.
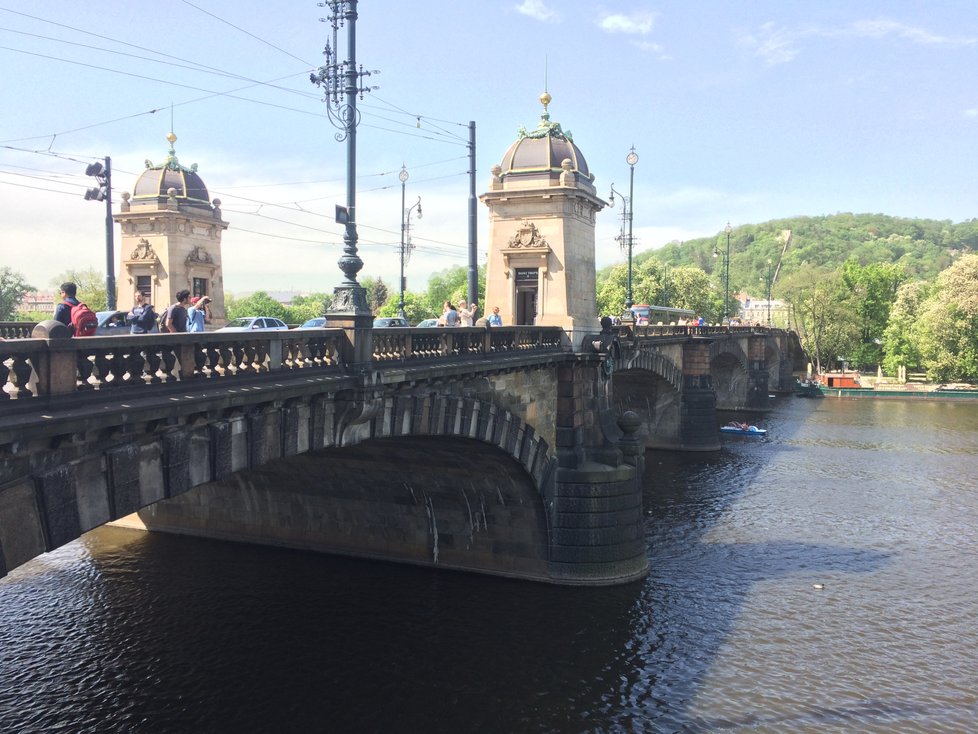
left=178, top=0, right=316, bottom=67
left=0, top=7, right=317, bottom=86
left=0, top=28, right=318, bottom=97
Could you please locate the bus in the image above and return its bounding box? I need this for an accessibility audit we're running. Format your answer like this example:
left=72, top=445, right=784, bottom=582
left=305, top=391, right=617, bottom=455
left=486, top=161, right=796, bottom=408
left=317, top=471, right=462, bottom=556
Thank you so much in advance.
left=630, top=304, right=695, bottom=325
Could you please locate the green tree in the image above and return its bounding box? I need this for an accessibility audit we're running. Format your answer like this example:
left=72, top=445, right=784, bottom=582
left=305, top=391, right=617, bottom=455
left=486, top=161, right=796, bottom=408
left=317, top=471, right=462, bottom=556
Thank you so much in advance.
left=840, top=260, right=907, bottom=369
left=225, top=291, right=289, bottom=321
left=881, top=280, right=928, bottom=376
left=51, top=268, right=108, bottom=312
left=783, top=266, right=858, bottom=373
left=361, top=277, right=390, bottom=314
left=913, top=253, right=978, bottom=381
left=0, top=267, right=34, bottom=320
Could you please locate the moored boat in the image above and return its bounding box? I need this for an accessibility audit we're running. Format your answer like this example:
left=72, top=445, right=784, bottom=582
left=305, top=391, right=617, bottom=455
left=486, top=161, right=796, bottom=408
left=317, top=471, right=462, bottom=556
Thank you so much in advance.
left=795, top=379, right=824, bottom=398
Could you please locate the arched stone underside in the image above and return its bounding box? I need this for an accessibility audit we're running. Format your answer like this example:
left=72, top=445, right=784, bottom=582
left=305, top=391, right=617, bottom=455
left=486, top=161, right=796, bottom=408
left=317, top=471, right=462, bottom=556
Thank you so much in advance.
left=612, top=369, right=683, bottom=451
left=138, top=436, right=559, bottom=584
left=710, top=352, right=749, bottom=411
left=621, top=345, right=683, bottom=393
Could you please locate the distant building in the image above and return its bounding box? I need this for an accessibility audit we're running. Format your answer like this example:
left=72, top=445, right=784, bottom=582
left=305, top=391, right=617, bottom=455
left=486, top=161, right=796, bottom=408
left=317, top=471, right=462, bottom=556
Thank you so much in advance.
left=734, top=290, right=791, bottom=328
left=16, top=291, right=55, bottom=314
left=113, top=133, right=228, bottom=320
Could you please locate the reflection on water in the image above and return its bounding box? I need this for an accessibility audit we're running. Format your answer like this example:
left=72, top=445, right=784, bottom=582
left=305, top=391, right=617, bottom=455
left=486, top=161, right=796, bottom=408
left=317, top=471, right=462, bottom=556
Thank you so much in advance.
left=2, top=398, right=978, bottom=732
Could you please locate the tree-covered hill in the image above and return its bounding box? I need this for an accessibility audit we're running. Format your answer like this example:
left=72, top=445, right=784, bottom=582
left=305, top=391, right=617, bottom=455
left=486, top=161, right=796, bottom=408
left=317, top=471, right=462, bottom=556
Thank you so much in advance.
left=601, top=213, right=978, bottom=292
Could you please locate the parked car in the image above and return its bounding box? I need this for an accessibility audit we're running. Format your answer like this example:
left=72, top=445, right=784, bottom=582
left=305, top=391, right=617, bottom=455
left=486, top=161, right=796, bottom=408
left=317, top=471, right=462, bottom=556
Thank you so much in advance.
left=295, top=317, right=328, bottom=329
left=415, top=318, right=439, bottom=328
left=95, top=310, right=160, bottom=335
left=373, top=317, right=409, bottom=328
left=218, top=316, right=289, bottom=332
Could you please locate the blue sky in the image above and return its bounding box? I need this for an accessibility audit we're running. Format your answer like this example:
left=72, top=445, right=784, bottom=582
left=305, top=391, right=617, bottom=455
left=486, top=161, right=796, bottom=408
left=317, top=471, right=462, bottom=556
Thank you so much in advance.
left=2, top=1, right=976, bottom=297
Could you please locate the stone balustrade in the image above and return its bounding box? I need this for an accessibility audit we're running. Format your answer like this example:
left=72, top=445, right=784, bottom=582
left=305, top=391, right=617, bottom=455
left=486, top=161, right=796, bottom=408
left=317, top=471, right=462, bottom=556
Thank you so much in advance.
left=1, top=326, right=567, bottom=403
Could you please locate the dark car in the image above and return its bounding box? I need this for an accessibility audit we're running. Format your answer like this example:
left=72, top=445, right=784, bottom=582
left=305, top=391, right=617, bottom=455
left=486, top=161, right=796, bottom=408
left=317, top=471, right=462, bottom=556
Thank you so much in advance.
left=95, top=310, right=159, bottom=335
left=373, top=317, right=409, bottom=328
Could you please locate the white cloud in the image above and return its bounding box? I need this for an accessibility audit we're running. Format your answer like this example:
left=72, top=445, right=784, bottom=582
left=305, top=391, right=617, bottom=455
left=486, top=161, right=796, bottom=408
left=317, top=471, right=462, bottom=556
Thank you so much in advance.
left=597, top=11, right=657, bottom=36
left=846, top=19, right=977, bottom=46
left=741, top=17, right=978, bottom=66
left=515, top=1, right=558, bottom=23
left=738, top=22, right=803, bottom=66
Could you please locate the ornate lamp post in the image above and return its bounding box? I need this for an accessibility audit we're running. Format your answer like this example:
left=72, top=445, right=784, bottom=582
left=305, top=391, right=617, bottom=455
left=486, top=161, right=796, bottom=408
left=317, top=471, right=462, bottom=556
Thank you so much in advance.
left=397, top=165, right=421, bottom=319
left=310, top=0, right=379, bottom=315
left=609, top=146, right=639, bottom=315
left=765, top=258, right=773, bottom=327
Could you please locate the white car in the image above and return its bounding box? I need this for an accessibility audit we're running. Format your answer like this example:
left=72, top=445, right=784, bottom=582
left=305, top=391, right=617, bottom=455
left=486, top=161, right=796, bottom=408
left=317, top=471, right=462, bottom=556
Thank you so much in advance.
left=218, top=317, right=289, bottom=332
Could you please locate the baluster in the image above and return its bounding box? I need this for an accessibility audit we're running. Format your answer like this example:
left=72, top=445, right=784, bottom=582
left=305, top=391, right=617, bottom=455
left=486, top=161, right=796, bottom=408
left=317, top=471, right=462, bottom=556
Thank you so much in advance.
left=145, top=349, right=162, bottom=384
left=159, top=346, right=178, bottom=383
left=124, top=350, right=145, bottom=386
left=0, top=358, right=9, bottom=400
left=206, top=345, right=223, bottom=377
left=194, top=344, right=208, bottom=377
left=10, top=355, right=37, bottom=399
left=76, top=352, right=95, bottom=390
left=232, top=345, right=246, bottom=375
left=106, top=350, right=126, bottom=388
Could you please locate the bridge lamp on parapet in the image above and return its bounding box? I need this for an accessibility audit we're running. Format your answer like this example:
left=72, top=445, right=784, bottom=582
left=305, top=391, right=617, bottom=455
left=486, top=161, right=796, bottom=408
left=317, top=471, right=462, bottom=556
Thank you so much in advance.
left=765, top=258, right=773, bottom=327
left=398, top=165, right=422, bottom=319
left=608, top=146, right=639, bottom=317
left=714, top=221, right=732, bottom=323
left=83, top=158, right=116, bottom=311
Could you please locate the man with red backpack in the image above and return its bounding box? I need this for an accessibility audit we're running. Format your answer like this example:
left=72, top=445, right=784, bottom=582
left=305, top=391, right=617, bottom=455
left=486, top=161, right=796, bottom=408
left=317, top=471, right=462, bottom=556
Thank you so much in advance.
left=53, top=281, right=98, bottom=337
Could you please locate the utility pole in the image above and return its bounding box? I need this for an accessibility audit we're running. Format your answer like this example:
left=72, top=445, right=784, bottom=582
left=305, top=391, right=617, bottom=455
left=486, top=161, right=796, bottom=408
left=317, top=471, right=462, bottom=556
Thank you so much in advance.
left=84, top=157, right=115, bottom=310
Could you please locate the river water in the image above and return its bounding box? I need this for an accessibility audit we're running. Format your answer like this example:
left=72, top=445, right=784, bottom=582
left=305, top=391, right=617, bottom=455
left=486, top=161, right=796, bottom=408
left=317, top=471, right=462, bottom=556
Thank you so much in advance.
left=2, top=397, right=977, bottom=733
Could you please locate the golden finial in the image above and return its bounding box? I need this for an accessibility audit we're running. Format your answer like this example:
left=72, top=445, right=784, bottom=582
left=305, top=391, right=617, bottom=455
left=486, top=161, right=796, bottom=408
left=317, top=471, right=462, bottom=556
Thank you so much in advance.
left=166, top=132, right=177, bottom=145
left=540, top=90, right=551, bottom=112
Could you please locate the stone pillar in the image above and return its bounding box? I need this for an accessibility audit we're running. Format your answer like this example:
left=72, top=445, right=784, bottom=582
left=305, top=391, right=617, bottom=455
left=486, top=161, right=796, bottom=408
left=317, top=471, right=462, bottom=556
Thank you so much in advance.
left=547, top=362, right=648, bottom=585
left=745, top=335, right=771, bottom=411
left=680, top=339, right=719, bottom=451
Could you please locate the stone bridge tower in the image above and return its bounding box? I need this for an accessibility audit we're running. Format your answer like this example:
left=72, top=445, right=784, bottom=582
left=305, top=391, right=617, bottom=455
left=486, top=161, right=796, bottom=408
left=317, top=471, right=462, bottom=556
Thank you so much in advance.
left=113, top=133, right=229, bottom=321
left=481, top=93, right=606, bottom=348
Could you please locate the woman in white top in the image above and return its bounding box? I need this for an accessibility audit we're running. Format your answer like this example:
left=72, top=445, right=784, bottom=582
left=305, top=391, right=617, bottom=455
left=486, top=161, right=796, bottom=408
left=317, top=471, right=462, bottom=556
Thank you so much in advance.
left=457, top=300, right=477, bottom=327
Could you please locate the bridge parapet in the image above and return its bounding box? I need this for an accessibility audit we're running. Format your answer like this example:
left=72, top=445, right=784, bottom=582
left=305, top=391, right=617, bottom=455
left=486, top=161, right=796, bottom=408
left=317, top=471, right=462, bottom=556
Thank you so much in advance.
left=1, top=326, right=566, bottom=405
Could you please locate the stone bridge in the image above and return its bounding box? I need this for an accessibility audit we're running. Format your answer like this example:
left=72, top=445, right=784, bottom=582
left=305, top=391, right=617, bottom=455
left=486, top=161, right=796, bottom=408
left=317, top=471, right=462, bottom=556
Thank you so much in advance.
left=0, top=322, right=801, bottom=586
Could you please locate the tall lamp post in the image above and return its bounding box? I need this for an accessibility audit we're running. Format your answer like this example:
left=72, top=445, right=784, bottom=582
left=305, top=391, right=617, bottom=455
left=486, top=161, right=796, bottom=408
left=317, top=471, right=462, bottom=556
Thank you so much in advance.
left=397, top=165, right=421, bottom=319
left=609, top=146, right=639, bottom=315
left=723, top=222, right=732, bottom=322
left=765, top=258, right=773, bottom=327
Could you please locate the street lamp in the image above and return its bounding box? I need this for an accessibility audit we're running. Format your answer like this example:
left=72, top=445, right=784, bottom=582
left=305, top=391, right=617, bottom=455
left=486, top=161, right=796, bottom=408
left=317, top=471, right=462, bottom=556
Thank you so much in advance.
left=609, top=146, right=639, bottom=315
left=723, top=222, right=732, bottom=322
left=397, top=165, right=421, bottom=319
left=84, top=157, right=116, bottom=310
left=765, top=258, right=773, bottom=327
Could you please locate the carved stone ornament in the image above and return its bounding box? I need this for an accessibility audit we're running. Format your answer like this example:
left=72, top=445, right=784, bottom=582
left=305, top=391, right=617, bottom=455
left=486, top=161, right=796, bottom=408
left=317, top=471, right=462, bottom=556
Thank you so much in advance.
left=185, top=245, right=214, bottom=265
left=507, top=220, right=550, bottom=249
left=129, top=238, right=157, bottom=261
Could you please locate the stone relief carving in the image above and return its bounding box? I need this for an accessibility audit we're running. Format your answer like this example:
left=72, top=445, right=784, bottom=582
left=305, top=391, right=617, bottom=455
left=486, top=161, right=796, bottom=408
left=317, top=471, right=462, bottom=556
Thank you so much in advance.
left=129, top=238, right=157, bottom=260
left=507, top=220, right=550, bottom=250
left=185, top=245, right=214, bottom=264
